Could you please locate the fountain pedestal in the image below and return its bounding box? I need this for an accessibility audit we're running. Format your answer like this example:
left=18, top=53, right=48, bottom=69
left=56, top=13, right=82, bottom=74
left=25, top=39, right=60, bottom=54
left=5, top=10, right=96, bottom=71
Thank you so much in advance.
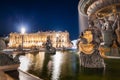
left=78, top=25, right=105, bottom=68
left=80, top=51, right=105, bottom=68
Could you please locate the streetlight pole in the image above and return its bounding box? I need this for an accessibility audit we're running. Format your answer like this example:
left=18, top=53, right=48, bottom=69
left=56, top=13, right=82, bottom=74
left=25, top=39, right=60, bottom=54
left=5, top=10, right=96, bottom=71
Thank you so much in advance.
left=21, top=34, right=23, bottom=51
left=21, top=27, right=25, bottom=51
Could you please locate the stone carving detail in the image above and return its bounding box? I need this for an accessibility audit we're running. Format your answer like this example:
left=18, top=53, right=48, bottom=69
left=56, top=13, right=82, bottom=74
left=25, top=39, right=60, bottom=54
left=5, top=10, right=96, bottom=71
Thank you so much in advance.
left=45, top=36, right=56, bottom=55
left=101, top=17, right=114, bottom=47
left=78, top=0, right=120, bottom=68
left=78, top=21, right=105, bottom=68
left=80, top=51, right=105, bottom=68
left=0, top=53, right=19, bottom=66
left=99, top=14, right=120, bottom=57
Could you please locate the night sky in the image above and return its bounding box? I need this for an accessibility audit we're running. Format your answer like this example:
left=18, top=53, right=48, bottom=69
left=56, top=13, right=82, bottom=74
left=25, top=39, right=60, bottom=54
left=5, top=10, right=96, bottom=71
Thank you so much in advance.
left=0, top=0, right=80, bottom=40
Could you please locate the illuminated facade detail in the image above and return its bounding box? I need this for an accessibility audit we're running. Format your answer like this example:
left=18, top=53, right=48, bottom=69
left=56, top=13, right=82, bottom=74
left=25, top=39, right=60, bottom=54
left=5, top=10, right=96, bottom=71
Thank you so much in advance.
left=8, top=31, right=71, bottom=48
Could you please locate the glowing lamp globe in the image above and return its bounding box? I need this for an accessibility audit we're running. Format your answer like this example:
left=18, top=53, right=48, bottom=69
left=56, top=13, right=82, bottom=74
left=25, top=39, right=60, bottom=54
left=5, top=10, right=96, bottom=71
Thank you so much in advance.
left=21, top=27, right=26, bottom=34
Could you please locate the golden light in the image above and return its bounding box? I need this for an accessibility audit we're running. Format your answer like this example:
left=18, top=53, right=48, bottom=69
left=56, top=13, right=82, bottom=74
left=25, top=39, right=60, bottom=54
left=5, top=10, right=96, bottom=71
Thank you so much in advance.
left=56, top=33, right=59, bottom=37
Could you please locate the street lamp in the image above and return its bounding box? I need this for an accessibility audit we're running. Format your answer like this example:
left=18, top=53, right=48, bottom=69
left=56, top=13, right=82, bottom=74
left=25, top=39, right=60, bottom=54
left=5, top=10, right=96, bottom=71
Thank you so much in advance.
left=56, top=33, right=59, bottom=48
left=21, top=27, right=26, bottom=34
left=21, top=27, right=26, bottom=51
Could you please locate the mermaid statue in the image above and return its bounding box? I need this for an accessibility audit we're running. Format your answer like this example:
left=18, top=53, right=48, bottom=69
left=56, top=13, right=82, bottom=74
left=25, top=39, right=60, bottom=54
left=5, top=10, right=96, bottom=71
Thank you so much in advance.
left=78, top=21, right=105, bottom=68
left=99, top=14, right=120, bottom=57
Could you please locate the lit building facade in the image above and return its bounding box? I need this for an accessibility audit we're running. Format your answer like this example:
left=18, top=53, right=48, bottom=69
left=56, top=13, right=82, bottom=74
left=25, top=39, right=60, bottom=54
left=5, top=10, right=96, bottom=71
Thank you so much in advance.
left=8, top=31, right=71, bottom=48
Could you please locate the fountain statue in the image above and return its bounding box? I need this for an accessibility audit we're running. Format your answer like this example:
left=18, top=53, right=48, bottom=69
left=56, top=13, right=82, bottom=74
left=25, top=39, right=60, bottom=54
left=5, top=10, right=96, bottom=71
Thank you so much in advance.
left=101, top=17, right=114, bottom=47
left=78, top=0, right=120, bottom=68
left=99, top=14, right=120, bottom=57
left=45, top=36, right=56, bottom=55
left=78, top=21, right=105, bottom=68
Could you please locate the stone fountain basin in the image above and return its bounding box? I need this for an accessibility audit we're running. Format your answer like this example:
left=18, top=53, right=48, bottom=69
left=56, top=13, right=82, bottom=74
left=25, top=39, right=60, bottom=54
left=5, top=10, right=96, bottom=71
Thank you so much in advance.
left=0, top=64, right=19, bottom=71
left=18, top=69, right=43, bottom=80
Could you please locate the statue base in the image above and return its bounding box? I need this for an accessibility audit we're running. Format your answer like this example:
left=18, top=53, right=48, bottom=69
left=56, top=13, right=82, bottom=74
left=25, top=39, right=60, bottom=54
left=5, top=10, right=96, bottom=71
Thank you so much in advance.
left=79, top=50, right=105, bottom=68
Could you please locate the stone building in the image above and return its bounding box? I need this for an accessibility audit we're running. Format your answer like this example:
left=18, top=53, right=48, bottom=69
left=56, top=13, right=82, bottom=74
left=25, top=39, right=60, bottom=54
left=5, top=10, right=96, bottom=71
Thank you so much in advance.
left=8, top=31, right=71, bottom=48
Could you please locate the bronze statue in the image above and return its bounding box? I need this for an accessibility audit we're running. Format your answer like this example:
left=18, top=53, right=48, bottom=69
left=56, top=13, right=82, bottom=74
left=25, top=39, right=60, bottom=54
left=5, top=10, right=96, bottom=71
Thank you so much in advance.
left=45, top=36, right=56, bottom=55
left=78, top=21, right=105, bottom=68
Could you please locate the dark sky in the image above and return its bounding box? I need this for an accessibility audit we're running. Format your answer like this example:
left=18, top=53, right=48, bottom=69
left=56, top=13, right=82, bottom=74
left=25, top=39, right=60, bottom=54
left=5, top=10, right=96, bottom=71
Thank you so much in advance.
left=0, top=0, right=80, bottom=40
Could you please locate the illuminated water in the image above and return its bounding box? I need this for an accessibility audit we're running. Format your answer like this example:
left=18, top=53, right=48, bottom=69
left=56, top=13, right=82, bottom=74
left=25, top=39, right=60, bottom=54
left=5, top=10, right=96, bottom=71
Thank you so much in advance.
left=19, top=51, right=120, bottom=80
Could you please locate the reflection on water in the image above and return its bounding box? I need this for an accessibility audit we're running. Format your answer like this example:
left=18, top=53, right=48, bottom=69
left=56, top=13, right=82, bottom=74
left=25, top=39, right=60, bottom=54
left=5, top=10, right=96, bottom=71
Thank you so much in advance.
left=19, top=56, right=32, bottom=71
left=19, top=51, right=120, bottom=80
left=52, top=52, right=63, bottom=80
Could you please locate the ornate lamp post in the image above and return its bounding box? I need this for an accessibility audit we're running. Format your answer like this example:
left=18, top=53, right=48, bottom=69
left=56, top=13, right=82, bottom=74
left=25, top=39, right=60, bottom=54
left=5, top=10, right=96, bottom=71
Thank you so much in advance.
left=21, top=27, right=26, bottom=51
left=56, top=34, right=59, bottom=48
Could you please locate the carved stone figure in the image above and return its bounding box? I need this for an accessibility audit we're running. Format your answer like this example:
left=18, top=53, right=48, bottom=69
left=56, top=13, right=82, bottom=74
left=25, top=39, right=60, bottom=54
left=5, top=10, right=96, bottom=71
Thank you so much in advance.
left=45, top=36, right=56, bottom=55
left=0, top=53, right=19, bottom=66
left=78, top=21, right=105, bottom=68
left=101, top=17, right=114, bottom=47
left=99, top=14, right=120, bottom=57
left=103, top=17, right=113, bottom=30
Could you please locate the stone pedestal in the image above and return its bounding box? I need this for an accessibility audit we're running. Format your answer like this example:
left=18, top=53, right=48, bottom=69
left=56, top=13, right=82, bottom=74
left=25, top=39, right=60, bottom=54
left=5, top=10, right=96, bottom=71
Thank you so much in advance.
left=79, top=50, right=105, bottom=68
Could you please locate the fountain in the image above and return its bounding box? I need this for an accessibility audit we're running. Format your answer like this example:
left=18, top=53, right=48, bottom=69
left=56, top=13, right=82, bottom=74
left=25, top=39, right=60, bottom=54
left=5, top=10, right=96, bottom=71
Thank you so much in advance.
left=45, top=36, right=56, bottom=55
left=78, top=21, right=105, bottom=68
left=78, top=0, right=120, bottom=68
